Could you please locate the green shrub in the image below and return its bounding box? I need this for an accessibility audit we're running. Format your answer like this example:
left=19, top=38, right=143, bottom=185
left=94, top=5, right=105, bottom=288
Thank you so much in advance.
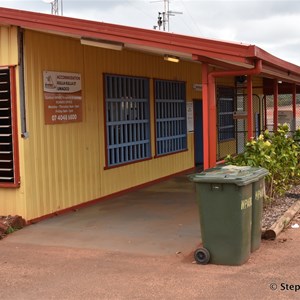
left=225, top=124, right=300, bottom=201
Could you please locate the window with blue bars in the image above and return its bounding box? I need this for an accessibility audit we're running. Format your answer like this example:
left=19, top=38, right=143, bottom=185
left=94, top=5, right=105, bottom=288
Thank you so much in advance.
left=155, top=80, right=187, bottom=156
left=218, top=87, right=235, bottom=141
left=105, top=74, right=151, bottom=167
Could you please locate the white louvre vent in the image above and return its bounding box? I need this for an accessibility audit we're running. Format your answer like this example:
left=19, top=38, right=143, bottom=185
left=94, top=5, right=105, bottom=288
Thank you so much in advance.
left=0, top=69, right=14, bottom=183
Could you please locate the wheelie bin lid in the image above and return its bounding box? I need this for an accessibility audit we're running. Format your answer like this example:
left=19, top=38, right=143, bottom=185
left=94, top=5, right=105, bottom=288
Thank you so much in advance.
left=190, top=165, right=269, bottom=186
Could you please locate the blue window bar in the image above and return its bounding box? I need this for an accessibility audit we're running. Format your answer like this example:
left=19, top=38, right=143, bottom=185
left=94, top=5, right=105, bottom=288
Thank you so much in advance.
left=155, top=80, right=187, bottom=156
left=105, top=75, right=151, bottom=167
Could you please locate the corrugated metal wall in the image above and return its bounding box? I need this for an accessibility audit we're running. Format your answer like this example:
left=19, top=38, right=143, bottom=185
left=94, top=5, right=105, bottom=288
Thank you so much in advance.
left=0, top=28, right=266, bottom=220
left=22, top=30, right=201, bottom=220
left=0, top=26, right=26, bottom=216
left=0, top=26, right=18, bottom=66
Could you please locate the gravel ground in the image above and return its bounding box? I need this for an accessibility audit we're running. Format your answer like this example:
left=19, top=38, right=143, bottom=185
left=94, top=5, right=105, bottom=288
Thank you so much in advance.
left=1, top=226, right=300, bottom=300
left=262, top=185, right=300, bottom=229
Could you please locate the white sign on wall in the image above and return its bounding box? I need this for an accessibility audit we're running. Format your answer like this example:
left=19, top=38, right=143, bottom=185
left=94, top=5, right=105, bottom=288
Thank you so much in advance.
left=186, top=102, right=194, bottom=132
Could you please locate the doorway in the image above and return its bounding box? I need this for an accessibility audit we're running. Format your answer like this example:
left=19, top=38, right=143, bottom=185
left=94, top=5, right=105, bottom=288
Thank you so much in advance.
left=193, top=100, right=203, bottom=166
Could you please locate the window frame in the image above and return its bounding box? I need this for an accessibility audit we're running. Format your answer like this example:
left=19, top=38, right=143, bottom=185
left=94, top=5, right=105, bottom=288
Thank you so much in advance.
left=154, top=79, right=187, bottom=157
left=104, top=73, right=151, bottom=168
left=0, top=66, right=20, bottom=188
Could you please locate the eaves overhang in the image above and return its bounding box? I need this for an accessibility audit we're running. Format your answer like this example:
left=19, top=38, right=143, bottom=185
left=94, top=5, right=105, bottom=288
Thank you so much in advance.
left=1, top=7, right=300, bottom=84
left=0, top=7, right=255, bottom=64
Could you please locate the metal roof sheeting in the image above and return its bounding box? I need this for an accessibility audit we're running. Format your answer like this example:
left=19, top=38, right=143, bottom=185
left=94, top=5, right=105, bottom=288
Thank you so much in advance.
left=1, top=7, right=300, bottom=84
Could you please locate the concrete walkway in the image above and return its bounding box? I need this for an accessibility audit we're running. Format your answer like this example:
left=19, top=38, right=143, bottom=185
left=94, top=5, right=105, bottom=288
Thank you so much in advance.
left=5, top=174, right=201, bottom=255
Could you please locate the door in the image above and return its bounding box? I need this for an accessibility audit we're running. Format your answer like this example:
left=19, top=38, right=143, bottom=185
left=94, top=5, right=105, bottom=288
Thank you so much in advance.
left=193, top=100, right=203, bottom=165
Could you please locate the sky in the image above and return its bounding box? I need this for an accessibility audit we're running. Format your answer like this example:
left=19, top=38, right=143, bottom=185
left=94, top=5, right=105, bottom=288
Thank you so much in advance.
left=1, top=0, right=300, bottom=66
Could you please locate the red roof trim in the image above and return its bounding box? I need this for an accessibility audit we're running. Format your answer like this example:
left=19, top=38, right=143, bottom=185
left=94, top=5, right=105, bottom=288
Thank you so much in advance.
left=254, top=47, right=300, bottom=75
left=1, top=7, right=300, bottom=80
left=0, top=8, right=252, bottom=59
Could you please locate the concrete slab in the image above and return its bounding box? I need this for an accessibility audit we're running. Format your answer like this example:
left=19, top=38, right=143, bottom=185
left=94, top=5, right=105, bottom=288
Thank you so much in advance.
left=6, top=175, right=201, bottom=255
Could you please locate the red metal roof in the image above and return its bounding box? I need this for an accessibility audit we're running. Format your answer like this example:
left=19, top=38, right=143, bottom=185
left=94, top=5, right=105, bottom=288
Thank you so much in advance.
left=0, top=7, right=300, bottom=84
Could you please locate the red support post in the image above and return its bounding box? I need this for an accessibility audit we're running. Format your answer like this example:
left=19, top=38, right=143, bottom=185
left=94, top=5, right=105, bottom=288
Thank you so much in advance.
left=208, top=75, right=217, bottom=168
left=201, top=63, right=210, bottom=170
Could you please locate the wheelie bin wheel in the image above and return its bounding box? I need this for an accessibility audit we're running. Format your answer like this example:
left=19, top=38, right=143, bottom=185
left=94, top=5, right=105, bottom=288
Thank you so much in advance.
left=194, top=247, right=210, bottom=264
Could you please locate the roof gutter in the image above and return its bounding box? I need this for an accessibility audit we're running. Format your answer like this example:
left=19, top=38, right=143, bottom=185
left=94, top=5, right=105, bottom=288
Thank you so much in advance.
left=205, top=59, right=262, bottom=168
left=208, top=59, right=262, bottom=79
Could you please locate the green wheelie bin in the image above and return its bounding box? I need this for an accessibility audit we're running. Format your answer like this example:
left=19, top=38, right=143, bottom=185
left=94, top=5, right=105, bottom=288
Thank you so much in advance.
left=251, top=168, right=269, bottom=252
left=190, top=165, right=267, bottom=266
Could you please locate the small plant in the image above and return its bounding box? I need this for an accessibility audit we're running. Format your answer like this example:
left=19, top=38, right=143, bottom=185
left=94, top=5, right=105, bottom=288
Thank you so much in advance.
left=5, top=226, right=16, bottom=234
left=5, top=224, right=23, bottom=235
left=226, top=124, right=300, bottom=201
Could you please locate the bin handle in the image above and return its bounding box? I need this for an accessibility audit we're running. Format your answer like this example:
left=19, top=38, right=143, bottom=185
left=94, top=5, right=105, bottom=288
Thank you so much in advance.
left=211, top=183, right=223, bottom=191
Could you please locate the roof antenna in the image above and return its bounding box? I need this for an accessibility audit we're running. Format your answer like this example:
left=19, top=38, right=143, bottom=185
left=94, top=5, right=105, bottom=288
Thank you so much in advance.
left=43, top=0, right=63, bottom=16
left=151, top=0, right=182, bottom=32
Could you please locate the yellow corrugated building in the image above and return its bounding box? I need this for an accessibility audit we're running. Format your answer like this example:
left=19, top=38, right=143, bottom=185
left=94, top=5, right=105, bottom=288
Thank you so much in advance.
left=1, top=28, right=202, bottom=220
left=1, top=8, right=300, bottom=221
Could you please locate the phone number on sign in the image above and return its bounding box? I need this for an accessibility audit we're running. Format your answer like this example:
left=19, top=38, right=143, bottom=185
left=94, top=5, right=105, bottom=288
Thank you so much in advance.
left=51, top=114, right=78, bottom=122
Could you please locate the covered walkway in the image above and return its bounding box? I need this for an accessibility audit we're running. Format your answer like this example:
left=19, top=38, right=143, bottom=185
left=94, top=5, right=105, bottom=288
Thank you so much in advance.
left=5, top=174, right=201, bottom=255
